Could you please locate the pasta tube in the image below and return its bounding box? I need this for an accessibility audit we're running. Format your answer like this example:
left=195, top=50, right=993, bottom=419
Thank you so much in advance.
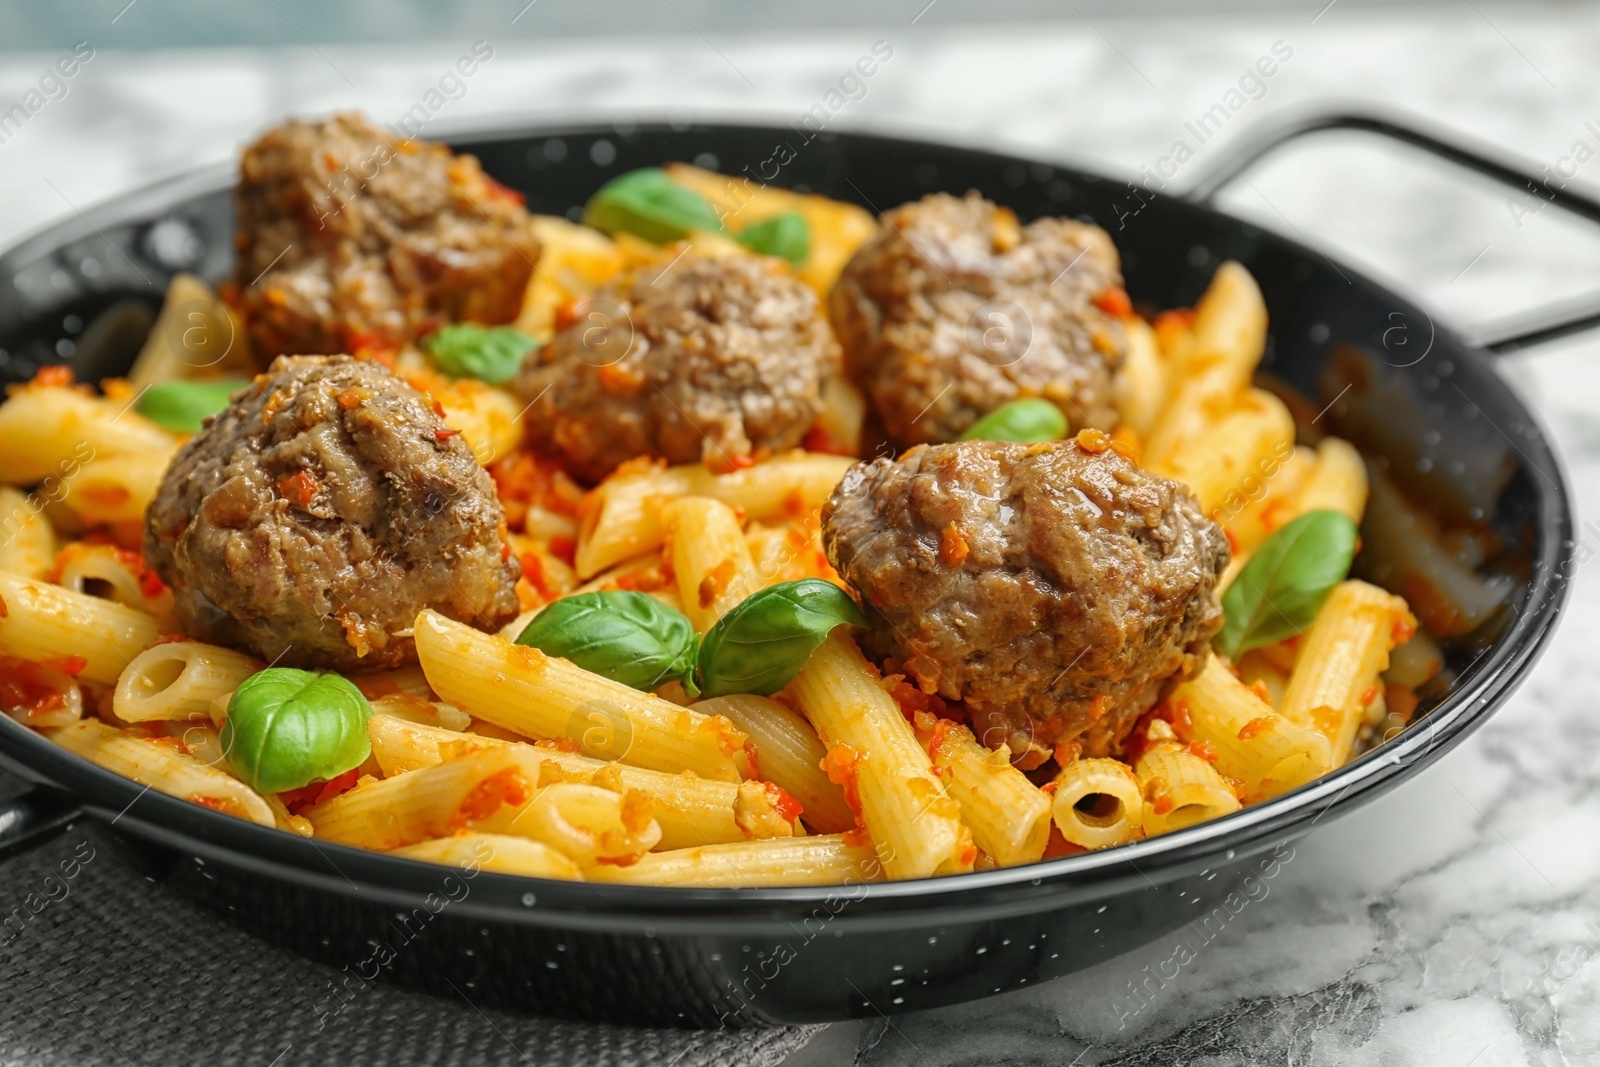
left=49, top=719, right=273, bottom=827
left=113, top=640, right=260, bottom=722
left=576, top=451, right=853, bottom=577
left=1176, top=654, right=1332, bottom=801
left=60, top=449, right=178, bottom=526
left=475, top=781, right=661, bottom=866
left=1050, top=758, right=1144, bottom=850
left=413, top=610, right=748, bottom=782
left=914, top=716, right=1051, bottom=866
left=694, top=695, right=855, bottom=834
left=1152, top=389, right=1295, bottom=515
left=1279, top=580, right=1417, bottom=763
left=1134, top=732, right=1241, bottom=837
left=0, top=571, right=162, bottom=685
left=661, top=497, right=760, bottom=633
left=0, top=382, right=174, bottom=484
left=0, top=488, right=56, bottom=579
left=585, top=834, right=884, bottom=887
left=1144, top=261, right=1267, bottom=465
left=791, top=632, right=973, bottom=879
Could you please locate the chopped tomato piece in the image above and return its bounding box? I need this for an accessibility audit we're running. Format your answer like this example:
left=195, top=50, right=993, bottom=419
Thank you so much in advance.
left=33, top=365, right=74, bottom=388
left=276, top=470, right=319, bottom=508
left=1092, top=286, right=1133, bottom=318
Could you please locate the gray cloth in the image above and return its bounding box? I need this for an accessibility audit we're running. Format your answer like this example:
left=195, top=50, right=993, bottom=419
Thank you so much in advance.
left=0, top=772, right=816, bottom=1067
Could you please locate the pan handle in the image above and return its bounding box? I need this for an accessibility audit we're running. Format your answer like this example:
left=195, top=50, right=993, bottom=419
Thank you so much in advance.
left=0, top=785, right=83, bottom=862
left=1182, top=108, right=1600, bottom=354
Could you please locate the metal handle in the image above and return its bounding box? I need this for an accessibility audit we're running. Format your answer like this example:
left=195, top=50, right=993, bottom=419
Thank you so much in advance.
left=0, top=786, right=82, bottom=862
left=1183, top=108, right=1600, bottom=354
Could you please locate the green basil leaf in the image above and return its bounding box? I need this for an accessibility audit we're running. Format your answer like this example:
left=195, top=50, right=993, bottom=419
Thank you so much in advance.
left=1215, top=509, right=1360, bottom=659
left=222, top=668, right=373, bottom=795
left=958, top=398, right=1068, bottom=443
left=737, top=212, right=809, bottom=265
left=516, top=591, right=699, bottom=693
left=422, top=324, right=538, bottom=384
left=584, top=168, right=724, bottom=244
left=696, top=579, right=864, bottom=698
left=136, top=379, right=249, bottom=433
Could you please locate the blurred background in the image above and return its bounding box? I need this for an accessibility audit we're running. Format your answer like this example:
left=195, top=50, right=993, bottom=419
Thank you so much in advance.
left=4, top=4, right=1600, bottom=1064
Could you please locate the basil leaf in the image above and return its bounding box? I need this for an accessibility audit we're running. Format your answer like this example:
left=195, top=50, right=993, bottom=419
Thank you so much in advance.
left=958, top=398, right=1068, bottom=443
left=422, top=324, right=538, bottom=384
left=516, top=591, right=699, bottom=693
left=222, top=668, right=373, bottom=795
left=737, top=212, right=809, bottom=265
left=696, top=579, right=864, bottom=698
left=584, top=168, right=724, bottom=244
left=1215, top=509, right=1360, bottom=659
left=136, top=379, right=249, bottom=433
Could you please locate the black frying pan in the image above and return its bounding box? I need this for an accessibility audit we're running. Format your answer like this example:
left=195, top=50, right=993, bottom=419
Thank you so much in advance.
left=0, top=111, right=1577, bottom=1027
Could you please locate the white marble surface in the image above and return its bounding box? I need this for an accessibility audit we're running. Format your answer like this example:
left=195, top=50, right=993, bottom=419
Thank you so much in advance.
left=4, top=6, right=1600, bottom=1063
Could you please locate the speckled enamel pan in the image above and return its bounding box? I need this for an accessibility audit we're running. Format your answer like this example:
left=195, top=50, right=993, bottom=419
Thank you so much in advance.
left=0, top=111, right=1578, bottom=1026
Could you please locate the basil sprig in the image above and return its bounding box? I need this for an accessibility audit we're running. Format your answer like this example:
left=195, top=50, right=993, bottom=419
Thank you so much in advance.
left=137, top=379, right=248, bottom=433
left=959, top=398, right=1068, bottom=443
left=583, top=168, right=723, bottom=244
left=222, top=668, right=373, bottom=795
left=696, top=579, right=864, bottom=698
left=517, top=592, right=701, bottom=695
left=516, top=581, right=863, bottom=699
left=737, top=212, right=809, bottom=265
left=422, top=324, right=538, bottom=384
left=1215, top=509, right=1359, bottom=659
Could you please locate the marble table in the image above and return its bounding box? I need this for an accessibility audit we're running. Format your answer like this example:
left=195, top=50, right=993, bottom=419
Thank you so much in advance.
left=3, top=6, right=1600, bottom=1063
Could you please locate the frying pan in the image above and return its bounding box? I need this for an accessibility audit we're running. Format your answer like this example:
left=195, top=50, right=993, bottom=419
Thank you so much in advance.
left=0, top=110, right=1577, bottom=1027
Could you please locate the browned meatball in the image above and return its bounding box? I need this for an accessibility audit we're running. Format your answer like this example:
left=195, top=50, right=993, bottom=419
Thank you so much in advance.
left=144, top=355, right=521, bottom=671
left=821, top=435, right=1228, bottom=766
left=831, top=191, right=1126, bottom=447
left=516, top=252, right=839, bottom=483
left=234, top=112, right=539, bottom=359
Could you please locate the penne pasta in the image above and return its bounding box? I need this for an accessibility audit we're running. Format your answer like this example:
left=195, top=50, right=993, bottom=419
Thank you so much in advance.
left=391, top=833, right=584, bottom=880
left=112, top=640, right=261, bottom=723
left=1293, top=437, right=1368, bottom=523
left=1144, top=262, right=1267, bottom=466
left=661, top=497, right=761, bottom=633
left=1279, top=580, right=1417, bottom=763
left=1152, top=389, right=1295, bottom=516
left=792, top=632, right=973, bottom=879
left=126, top=272, right=249, bottom=388
left=1050, top=758, right=1144, bottom=850
left=1175, top=654, right=1333, bottom=801
left=1115, top=317, right=1166, bottom=440
left=0, top=382, right=174, bottom=485
left=413, top=610, right=748, bottom=782
left=49, top=718, right=274, bottom=826
left=305, top=746, right=536, bottom=849
left=693, top=695, right=854, bottom=834
left=575, top=451, right=854, bottom=578
left=0, top=487, right=57, bottom=580
left=1134, top=728, right=1242, bottom=837
left=0, top=571, right=162, bottom=685
left=475, top=781, right=661, bottom=866
left=914, top=715, right=1051, bottom=867
left=365, top=715, right=775, bottom=850
left=585, top=833, right=884, bottom=887
left=368, top=693, right=472, bottom=732
left=60, top=449, right=179, bottom=526
left=0, top=657, right=84, bottom=729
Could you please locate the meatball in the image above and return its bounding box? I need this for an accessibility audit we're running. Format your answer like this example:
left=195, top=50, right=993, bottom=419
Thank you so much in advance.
left=516, top=252, right=839, bottom=483
left=144, top=355, right=521, bottom=671
left=235, top=112, right=539, bottom=359
left=831, top=191, right=1126, bottom=448
left=821, top=435, right=1228, bottom=766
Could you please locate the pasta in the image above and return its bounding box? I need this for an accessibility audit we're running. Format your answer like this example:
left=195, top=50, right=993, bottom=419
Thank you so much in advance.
left=112, top=640, right=261, bottom=723
left=575, top=451, right=854, bottom=578
left=661, top=497, right=761, bottom=633
left=9, top=153, right=1444, bottom=890
left=49, top=718, right=274, bottom=826
left=413, top=610, right=748, bottom=781
left=791, top=631, right=973, bottom=879
left=1050, top=758, right=1144, bottom=850
left=1279, top=580, right=1417, bottom=763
